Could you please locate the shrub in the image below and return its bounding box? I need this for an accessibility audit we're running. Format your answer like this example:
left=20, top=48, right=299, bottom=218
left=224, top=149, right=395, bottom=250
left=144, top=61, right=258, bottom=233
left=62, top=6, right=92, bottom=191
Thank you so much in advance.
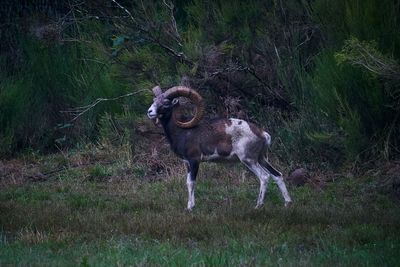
left=0, top=25, right=147, bottom=156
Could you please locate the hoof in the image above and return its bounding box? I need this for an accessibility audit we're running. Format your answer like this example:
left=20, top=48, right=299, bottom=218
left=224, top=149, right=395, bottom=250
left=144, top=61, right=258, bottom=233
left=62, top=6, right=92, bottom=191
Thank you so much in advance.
left=186, top=205, right=194, bottom=212
left=284, top=201, right=293, bottom=208
left=254, top=204, right=263, bottom=209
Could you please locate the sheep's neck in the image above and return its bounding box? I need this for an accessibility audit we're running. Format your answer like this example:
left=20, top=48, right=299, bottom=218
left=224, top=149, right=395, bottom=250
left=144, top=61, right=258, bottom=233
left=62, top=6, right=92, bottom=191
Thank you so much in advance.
left=160, top=117, right=181, bottom=149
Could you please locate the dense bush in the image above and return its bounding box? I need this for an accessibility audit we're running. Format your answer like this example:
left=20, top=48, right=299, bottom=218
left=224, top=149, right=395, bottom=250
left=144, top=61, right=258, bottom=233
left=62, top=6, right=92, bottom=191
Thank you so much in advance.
left=1, top=0, right=399, bottom=166
left=305, top=0, right=400, bottom=160
left=0, top=24, right=147, bottom=155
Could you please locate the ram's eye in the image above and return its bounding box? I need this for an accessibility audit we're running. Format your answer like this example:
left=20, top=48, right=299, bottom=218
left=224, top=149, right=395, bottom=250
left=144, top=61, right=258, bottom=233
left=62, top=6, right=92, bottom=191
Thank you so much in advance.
left=172, top=99, right=179, bottom=105
left=162, top=99, right=171, bottom=105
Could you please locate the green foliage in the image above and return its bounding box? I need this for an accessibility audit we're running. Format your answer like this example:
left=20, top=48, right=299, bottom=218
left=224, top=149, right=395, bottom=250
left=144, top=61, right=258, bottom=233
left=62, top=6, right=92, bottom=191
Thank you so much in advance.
left=0, top=27, right=146, bottom=155
left=290, top=0, right=400, bottom=161
left=312, top=0, right=400, bottom=51
left=335, top=37, right=400, bottom=79
left=336, top=37, right=400, bottom=110
left=90, top=0, right=400, bottom=163
left=1, top=0, right=400, bottom=163
left=334, top=37, right=400, bottom=158
left=87, top=164, right=112, bottom=181
left=309, top=52, right=378, bottom=157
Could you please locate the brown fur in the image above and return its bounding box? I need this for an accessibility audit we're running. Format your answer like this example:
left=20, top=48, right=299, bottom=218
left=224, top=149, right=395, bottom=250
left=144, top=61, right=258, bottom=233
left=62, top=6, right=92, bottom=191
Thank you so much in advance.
left=165, top=118, right=234, bottom=161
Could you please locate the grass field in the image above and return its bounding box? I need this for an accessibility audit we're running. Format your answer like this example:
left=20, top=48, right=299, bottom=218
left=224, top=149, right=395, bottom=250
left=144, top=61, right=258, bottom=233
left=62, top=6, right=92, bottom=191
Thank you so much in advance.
left=1, top=154, right=400, bottom=266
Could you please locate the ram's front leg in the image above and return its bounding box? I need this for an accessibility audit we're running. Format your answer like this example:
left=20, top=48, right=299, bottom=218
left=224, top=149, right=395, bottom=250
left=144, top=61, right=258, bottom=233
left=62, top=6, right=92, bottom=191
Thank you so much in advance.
left=185, top=160, right=199, bottom=211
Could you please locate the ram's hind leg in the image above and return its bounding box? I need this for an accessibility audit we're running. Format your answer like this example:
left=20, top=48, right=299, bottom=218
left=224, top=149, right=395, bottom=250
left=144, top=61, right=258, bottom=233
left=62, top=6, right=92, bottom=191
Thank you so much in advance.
left=241, top=159, right=270, bottom=209
left=260, top=159, right=292, bottom=207
left=270, top=174, right=292, bottom=207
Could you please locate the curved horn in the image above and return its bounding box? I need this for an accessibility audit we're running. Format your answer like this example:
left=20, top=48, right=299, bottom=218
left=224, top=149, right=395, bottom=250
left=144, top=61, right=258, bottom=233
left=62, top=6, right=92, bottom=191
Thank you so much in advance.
left=163, top=86, right=204, bottom=128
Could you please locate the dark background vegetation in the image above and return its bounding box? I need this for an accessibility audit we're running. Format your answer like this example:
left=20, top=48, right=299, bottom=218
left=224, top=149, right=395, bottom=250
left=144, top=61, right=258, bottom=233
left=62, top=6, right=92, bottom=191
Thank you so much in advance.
left=1, top=0, right=399, bottom=167
left=1, top=1, right=400, bottom=265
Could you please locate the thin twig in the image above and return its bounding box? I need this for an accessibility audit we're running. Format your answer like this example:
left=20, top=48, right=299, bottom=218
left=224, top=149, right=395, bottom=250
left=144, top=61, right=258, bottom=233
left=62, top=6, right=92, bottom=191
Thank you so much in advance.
left=162, top=0, right=182, bottom=47
left=110, top=0, right=190, bottom=65
left=61, top=89, right=148, bottom=122
left=111, top=0, right=138, bottom=24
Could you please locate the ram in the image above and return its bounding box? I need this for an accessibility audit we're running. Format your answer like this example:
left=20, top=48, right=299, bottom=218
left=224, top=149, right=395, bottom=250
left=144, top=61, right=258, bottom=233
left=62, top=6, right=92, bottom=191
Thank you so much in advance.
left=147, top=85, right=292, bottom=211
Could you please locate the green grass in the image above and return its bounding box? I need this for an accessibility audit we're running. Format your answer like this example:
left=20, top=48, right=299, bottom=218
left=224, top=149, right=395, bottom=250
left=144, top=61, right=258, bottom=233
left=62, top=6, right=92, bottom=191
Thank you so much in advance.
left=1, top=164, right=400, bottom=266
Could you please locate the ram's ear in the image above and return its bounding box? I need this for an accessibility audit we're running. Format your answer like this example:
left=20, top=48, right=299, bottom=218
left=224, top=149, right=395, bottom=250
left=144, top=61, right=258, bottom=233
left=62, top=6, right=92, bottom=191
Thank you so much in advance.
left=172, top=98, right=180, bottom=106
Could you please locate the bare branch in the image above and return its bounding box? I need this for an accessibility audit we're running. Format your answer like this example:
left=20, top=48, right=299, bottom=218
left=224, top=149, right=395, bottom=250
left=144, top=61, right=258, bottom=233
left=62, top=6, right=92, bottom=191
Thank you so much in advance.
left=111, top=0, right=137, bottom=24
left=162, top=0, right=182, bottom=47
left=61, top=89, right=148, bottom=122
left=110, top=0, right=189, bottom=64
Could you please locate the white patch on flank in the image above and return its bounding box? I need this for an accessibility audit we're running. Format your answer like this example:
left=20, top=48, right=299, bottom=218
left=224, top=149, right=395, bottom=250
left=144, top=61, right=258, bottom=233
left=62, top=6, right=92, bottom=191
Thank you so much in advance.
left=225, top=119, right=258, bottom=160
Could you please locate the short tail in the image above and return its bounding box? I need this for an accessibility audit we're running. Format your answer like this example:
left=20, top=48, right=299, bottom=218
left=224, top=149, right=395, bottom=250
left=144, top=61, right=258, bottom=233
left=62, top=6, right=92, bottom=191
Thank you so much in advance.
left=263, top=131, right=271, bottom=146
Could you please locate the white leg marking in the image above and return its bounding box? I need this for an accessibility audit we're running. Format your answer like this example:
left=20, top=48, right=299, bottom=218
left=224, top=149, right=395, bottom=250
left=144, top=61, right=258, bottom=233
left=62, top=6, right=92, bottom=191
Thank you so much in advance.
left=270, top=175, right=292, bottom=206
left=186, top=172, right=196, bottom=211
left=243, top=159, right=292, bottom=208
left=241, top=160, right=270, bottom=209
left=256, top=175, right=269, bottom=209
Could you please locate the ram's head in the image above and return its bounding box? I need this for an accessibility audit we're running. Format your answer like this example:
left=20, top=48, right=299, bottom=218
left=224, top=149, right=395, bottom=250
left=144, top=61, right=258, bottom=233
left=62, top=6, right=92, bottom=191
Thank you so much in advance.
left=147, top=86, right=204, bottom=128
